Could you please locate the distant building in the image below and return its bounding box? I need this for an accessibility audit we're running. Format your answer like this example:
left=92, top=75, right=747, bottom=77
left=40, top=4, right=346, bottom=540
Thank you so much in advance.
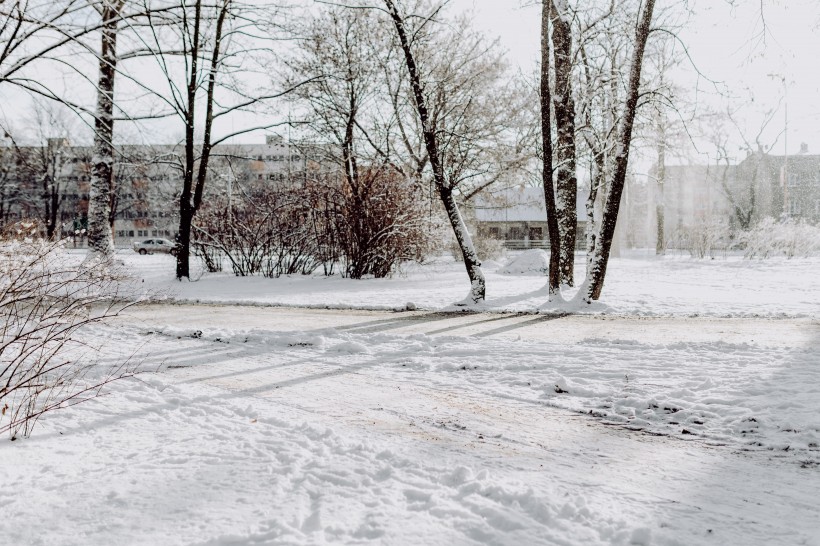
left=472, top=187, right=588, bottom=249
left=0, top=135, right=326, bottom=244
left=644, top=144, right=820, bottom=248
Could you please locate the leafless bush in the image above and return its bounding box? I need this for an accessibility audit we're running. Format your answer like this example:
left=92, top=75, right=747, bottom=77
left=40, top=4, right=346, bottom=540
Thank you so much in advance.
left=194, top=171, right=438, bottom=279
left=670, top=218, right=731, bottom=259
left=0, top=235, right=138, bottom=439
left=193, top=184, right=325, bottom=278
left=332, top=170, right=435, bottom=279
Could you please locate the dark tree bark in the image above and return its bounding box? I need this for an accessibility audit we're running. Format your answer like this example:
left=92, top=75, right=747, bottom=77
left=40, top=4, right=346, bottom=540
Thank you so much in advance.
left=384, top=0, right=485, bottom=304
left=176, top=0, right=229, bottom=279
left=46, top=177, right=59, bottom=239
left=42, top=145, right=64, bottom=240
left=585, top=0, right=656, bottom=301
left=87, top=0, right=124, bottom=258
left=549, top=0, right=577, bottom=286
left=541, top=0, right=560, bottom=293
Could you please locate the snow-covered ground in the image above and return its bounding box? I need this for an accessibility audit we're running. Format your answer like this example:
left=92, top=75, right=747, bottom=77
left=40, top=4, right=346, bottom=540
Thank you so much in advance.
left=4, top=306, right=819, bottom=545
left=3, top=251, right=819, bottom=545
left=115, top=250, right=820, bottom=317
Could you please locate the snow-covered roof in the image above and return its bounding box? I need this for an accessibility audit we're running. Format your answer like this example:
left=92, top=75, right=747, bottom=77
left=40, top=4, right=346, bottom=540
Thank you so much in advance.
left=473, top=187, right=588, bottom=222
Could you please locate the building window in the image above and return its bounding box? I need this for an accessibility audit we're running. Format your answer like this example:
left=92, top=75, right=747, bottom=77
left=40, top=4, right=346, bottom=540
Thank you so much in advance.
left=789, top=200, right=801, bottom=215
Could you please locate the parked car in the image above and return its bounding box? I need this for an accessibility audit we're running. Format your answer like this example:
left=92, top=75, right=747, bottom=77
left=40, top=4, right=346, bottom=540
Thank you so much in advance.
left=132, top=238, right=177, bottom=255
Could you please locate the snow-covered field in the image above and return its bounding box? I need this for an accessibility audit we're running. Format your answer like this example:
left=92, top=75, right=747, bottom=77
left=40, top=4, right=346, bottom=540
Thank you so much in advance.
left=118, top=250, right=820, bottom=317
left=3, top=251, right=819, bottom=545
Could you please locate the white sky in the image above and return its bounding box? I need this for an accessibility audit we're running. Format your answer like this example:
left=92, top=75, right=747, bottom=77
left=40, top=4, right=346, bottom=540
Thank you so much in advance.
left=3, top=0, right=819, bottom=165
left=457, top=0, right=820, bottom=161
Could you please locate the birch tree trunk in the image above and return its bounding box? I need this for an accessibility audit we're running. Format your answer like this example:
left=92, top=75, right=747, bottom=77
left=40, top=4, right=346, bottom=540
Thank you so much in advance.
left=584, top=0, right=656, bottom=301
left=550, top=0, right=577, bottom=286
left=655, top=124, right=666, bottom=255
left=87, top=0, right=123, bottom=258
left=384, top=0, right=485, bottom=304
left=541, top=0, right=560, bottom=293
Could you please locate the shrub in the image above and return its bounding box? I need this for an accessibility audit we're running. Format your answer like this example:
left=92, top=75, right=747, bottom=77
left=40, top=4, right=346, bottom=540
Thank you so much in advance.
left=739, top=217, right=820, bottom=259
left=0, top=236, right=137, bottom=439
left=333, top=169, right=435, bottom=279
left=669, top=218, right=730, bottom=259
left=194, top=169, right=439, bottom=279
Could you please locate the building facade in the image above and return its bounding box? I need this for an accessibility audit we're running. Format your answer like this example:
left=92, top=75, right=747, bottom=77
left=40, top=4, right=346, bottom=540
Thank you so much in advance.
left=0, top=135, right=324, bottom=245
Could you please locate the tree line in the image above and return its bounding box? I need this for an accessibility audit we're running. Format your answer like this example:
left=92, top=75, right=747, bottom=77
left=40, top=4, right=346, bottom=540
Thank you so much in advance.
left=0, top=0, right=696, bottom=303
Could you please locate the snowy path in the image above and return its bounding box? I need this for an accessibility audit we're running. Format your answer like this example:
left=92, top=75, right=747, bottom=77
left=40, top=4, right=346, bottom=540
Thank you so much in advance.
left=122, top=303, right=818, bottom=346
left=3, top=306, right=819, bottom=545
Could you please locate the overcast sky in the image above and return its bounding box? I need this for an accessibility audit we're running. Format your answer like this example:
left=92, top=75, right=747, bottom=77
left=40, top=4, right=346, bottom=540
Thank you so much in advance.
left=457, top=0, right=820, bottom=161
left=3, top=0, right=818, bottom=166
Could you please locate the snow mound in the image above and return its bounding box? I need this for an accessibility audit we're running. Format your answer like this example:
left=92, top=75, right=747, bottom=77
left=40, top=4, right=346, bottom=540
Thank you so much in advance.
left=498, top=250, right=550, bottom=276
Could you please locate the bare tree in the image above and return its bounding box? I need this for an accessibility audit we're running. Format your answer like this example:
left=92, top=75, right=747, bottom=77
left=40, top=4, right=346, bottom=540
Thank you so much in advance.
left=382, top=0, right=520, bottom=303
left=87, top=0, right=126, bottom=258
left=7, top=101, right=82, bottom=239
left=284, top=5, right=392, bottom=277
left=0, top=0, right=95, bottom=87
left=0, top=135, right=22, bottom=224
left=549, top=0, right=578, bottom=285
left=540, top=0, right=560, bottom=293
left=125, top=0, right=289, bottom=279
left=583, top=0, right=656, bottom=301
left=575, top=1, right=628, bottom=268
left=712, top=94, right=788, bottom=231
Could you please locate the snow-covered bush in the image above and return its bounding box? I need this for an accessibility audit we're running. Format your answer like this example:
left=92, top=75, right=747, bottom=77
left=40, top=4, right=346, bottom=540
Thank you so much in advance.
left=0, top=236, right=137, bottom=439
left=739, top=217, right=820, bottom=259
left=194, top=170, right=439, bottom=279
left=670, top=218, right=731, bottom=259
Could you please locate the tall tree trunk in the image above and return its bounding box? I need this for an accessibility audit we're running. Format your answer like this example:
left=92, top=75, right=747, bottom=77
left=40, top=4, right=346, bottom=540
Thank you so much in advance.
left=585, top=148, right=605, bottom=268
left=384, top=0, right=485, bottom=303
left=176, top=0, right=203, bottom=280
left=87, top=0, right=122, bottom=258
left=550, top=0, right=577, bottom=286
left=541, top=0, right=560, bottom=293
left=584, top=0, right=656, bottom=301
left=177, top=205, right=193, bottom=278
left=655, top=126, right=666, bottom=255
left=176, top=0, right=228, bottom=280
left=47, top=183, right=58, bottom=239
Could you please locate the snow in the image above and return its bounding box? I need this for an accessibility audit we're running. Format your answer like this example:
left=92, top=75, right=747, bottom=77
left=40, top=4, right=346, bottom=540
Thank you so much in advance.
left=118, top=250, right=820, bottom=318
left=4, top=314, right=820, bottom=544
left=498, top=249, right=550, bottom=276
left=4, top=249, right=820, bottom=545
